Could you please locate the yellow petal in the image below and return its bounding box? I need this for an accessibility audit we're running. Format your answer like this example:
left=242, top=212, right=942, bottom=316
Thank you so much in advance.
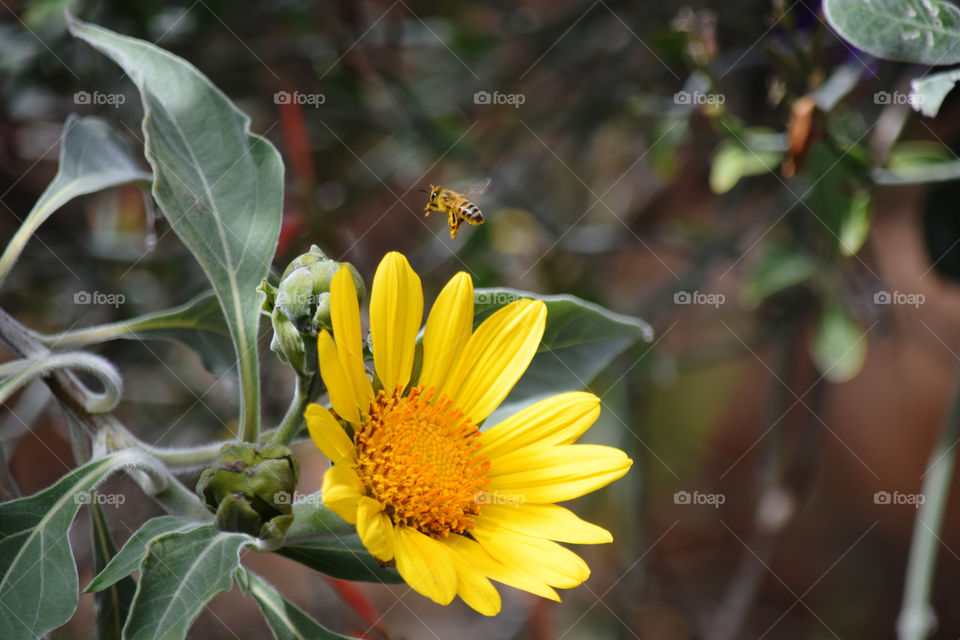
left=471, top=520, right=590, bottom=589
left=369, top=252, right=423, bottom=393
left=316, top=331, right=360, bottom=424
left=486, top=444, right=633, bottom=504
left=330, top=267, right=374, bottom=409
left=453, top=563, right=501, bottom=616
left=419, top=272, right=474, bottom=392
left=478, top=503, right=612, bottom=544
left=441, top=298, right=546, bottom=424
left=480, top=392, right=600, bottom=458
left=305, top=403, right=355, bottom=464
left=356, top=496, right=395, bottom=561
left=393, top=526, right=457, bottom=605
left=443, top=534, right=559, bottom=602
left=321, top=464, right=363, bottom=524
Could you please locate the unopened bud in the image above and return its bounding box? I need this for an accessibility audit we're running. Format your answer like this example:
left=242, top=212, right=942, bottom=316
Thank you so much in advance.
left=196, top=442, right=300, bottom=541
left=259, top=245, right=364, bottom=376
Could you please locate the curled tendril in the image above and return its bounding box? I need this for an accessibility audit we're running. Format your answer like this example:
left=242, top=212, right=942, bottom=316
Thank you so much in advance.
left=0, top=351, right=122, bottom=413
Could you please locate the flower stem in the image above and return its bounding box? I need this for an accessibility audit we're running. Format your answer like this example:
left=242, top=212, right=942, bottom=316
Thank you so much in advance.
left=103, top=420, right=225, bottom=469
left=270, top=374, right=318, bottom=446
left=151, top=475, right=214, bottom=521
left=898, top=373, right=960, bottom=640
left=0, top=214, right=49, bottom=288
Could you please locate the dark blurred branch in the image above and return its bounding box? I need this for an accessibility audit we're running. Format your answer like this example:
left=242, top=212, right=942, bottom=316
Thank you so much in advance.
left=0, top=307, right=209, bottom=517
left=709, top=301, right=821, bottom=640
left=0, top=307, right=101, bottom=463
left=0, top=445, right=19, bottom=500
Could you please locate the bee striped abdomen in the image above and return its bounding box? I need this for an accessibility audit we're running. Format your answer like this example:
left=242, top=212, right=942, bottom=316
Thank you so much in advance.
left=422, top=181, right=490, bottom=238
left=456, top=199, right=484, bottom=224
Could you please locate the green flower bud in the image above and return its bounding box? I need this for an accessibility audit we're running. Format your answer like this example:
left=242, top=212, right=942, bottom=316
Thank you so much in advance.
left=257, top=279, right=278, bottom=314
left=259, top=245, right=364, bottom=377
left=269, top=307, right=315, bottom=375
left=196, top=442, right=299, bottom=541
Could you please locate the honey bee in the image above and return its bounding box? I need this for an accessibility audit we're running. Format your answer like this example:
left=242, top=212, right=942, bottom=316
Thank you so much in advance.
left=422, top=178, right=491, bottom=239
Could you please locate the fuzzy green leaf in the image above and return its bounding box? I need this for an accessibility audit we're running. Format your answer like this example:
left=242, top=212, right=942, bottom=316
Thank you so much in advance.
left=742, top=242, right=818, bottom=308
left=86, top=515, right=203, bottom=594
left=824, top=0, right=960, bottom=65
left=474, top=289, right=653, bottom=425
left=44, top=293, right=234, bottom=375
left=910, top=68, right=960, bottom=117
left=0, top=115, right=150, bottom=286
left=90, top=501, right=136, bottom=640
left=247, top=572, right=357, bottom=640
left=710, top=132, right=785, bottom=194
left=0, top=450, right=148, bottom=640
left=811, top=304, right=868, bottom=383
left=278, top=495, right=402, bottom=584
left=69, top=16, right=284, bottom=440
left=122, top=525, right=254, bottom=640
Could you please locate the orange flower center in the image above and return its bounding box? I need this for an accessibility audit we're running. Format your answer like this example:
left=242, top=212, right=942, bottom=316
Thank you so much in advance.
left=354, top=385, right=490, bottom=537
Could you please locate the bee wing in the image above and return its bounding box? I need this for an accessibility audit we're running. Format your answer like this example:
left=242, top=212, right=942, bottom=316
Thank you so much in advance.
left=460, top=177, right=492, bottom=199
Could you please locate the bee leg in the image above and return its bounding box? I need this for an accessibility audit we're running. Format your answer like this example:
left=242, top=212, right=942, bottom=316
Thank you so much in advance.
left=447, top=210, right=457, bottom=237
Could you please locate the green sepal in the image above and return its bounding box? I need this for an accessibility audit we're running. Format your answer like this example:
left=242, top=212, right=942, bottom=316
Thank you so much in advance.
left=196, top=443, right=299, bottom=541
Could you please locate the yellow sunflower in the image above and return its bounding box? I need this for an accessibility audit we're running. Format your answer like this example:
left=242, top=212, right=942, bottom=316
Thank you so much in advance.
left=304, top=251, right=632, bottom=615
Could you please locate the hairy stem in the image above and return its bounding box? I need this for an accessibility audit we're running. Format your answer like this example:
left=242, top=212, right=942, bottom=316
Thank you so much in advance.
left=898, top=374, right=960, bottom=640
left=150, top=475, right=214, bottom=521
left=39, top=321, right=172, bottom=348
left=0, top=352, right=122, bottom=411
left=0, top=216, right=47, bottom=288
left=270, top=374, right=319, bottom=446
left=102, top=419, right=225, bottom=470
left=0, top=307, right=211, bottom=516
